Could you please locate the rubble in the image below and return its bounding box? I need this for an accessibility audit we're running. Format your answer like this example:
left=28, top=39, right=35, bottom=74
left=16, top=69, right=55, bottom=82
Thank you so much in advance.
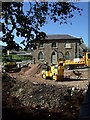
left=2, top=72, right=89, bottom=120
left=2, top=63, right=90, bottom=120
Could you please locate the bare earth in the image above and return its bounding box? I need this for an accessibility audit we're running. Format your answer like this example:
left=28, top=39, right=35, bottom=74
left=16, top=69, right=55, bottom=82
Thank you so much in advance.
left=8, top=63, right=90, bottom=89
left=2, top=63, right=90, bottom=120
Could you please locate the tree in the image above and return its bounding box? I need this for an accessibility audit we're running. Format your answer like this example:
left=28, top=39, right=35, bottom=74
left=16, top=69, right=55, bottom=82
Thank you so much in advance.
left=2, top=2, right=82, bottom=51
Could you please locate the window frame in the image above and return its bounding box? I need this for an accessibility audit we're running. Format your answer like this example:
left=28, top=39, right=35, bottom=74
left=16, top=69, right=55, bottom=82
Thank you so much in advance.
left=65, top=51, right=70, bottom=60
left=65, top=43, right=71, bottom=49
left=38, top=51, right=44, bottom=60
left=39, top=41, right=44, bottom=48
left=52, top=42, right=57, bottom=48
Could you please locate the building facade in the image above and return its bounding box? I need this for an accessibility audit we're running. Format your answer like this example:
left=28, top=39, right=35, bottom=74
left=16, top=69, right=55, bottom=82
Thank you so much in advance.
left=30, top=34, right=86, bottom=65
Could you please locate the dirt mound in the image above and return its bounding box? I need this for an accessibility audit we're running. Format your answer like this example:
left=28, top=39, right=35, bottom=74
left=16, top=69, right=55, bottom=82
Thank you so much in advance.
left=2, top=73, right=88, bottom=120
left=23, top=63, right=44, bottom=76
left=64, top=69, right=90, bottom=79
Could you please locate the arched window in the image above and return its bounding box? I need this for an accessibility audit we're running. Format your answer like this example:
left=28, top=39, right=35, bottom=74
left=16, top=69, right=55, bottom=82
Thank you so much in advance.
left=51, top=51, right=57, bottom=64
left=52, top=42, right=56, bottom=48
left=52, top=52, right=55, bottom=55
left=38, top=51, right=44, bottom=60
left=65, top=51, right=70, bottom=60
left=58, top=51, right=64, bottom=61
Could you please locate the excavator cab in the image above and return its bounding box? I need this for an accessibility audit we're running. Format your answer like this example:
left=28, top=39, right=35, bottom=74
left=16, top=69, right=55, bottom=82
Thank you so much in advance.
left=85, top=52, right=90, bottom=67
left=42, top=62, right=64, bottom=81
left=57, top=62, right=64, bottom=80
left=42, top=64, right=51, bottom=79
left=51, top=62, right=64, bottom=81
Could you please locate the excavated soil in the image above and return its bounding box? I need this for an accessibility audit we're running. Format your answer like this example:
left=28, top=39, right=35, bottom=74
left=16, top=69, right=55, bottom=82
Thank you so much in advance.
left=2, top=63, right=90, bottom=120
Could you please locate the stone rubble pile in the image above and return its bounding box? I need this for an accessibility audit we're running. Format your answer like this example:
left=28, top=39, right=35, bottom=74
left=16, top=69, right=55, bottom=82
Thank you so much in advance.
left=2, top=73, right=89, bottom=120
left=11, top=79, right=88, bottom=112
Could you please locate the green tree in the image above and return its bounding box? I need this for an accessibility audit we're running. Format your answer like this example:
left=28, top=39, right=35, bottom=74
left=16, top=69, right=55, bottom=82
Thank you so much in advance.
left=2, top=2, right=82, bottom=51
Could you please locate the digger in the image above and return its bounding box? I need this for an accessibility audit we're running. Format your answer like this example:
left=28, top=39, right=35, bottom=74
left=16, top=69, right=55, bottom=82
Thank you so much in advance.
left=42, top=62, right=64, bottom=81
left=63, top=52, right=90, bottom=70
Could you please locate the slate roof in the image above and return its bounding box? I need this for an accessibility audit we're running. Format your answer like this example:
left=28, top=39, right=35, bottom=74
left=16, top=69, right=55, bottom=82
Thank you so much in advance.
left=45, top=34, right=81, bottom=40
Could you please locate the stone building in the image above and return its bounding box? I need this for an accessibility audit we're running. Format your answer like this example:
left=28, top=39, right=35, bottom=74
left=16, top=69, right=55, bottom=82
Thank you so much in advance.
left=2, top=34, right=87, bottom=65
left=31, top=34, right=86, bottom=65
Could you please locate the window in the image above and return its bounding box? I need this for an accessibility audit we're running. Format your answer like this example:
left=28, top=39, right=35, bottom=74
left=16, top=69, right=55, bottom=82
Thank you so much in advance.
left=52, top=42, right=56, bottom=48
left=39, top=41, right=44, bottom=48
left=51, top=51, right=57, bottom=64
left=38, top=51, right=44, bottom=60
left=65, top=51, right=70, bottom=60
left=65, top=43, right=71, bottom=48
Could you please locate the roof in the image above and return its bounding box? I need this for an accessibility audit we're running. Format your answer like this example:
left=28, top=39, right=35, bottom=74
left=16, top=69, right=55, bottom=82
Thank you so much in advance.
left=45, top=34, right=81, bottom=40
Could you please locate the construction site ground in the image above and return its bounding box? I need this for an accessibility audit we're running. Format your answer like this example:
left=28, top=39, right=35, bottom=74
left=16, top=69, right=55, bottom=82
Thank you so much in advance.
left=8, top=63, right=90, bottom=89
left=2, top=63, right=90, bottom=120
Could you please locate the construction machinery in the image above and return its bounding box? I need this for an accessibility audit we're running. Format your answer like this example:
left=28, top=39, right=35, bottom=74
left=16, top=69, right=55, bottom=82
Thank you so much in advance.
left=3, top=55, right=21, bottom=72
left=42, top=62, right=64, bottom=81
left=63, top=52, right=90, bottom=70
left=42, top=52, right=90, bottom=80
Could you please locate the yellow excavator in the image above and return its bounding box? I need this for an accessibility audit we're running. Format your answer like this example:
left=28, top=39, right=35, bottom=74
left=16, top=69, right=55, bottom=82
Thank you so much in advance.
left=42, top=52, right=90, bottom=80
left=63, top=52, right=90, bottom=70
left=42, top=62, right=64, bottom=81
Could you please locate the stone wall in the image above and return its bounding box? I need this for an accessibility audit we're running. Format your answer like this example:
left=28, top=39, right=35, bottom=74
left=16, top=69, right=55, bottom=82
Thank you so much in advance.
left=32, top=39, right=80, bottom=64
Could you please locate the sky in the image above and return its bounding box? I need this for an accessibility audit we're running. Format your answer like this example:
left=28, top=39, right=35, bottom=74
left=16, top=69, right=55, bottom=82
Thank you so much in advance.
left=0, top=2, right=89, bottom=48
left=40, top=2, right=88, bottom=46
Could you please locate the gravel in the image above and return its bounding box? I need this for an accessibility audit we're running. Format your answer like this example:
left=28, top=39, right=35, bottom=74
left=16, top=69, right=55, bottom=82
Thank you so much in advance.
left=2, top=65, right=89, bottom=120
